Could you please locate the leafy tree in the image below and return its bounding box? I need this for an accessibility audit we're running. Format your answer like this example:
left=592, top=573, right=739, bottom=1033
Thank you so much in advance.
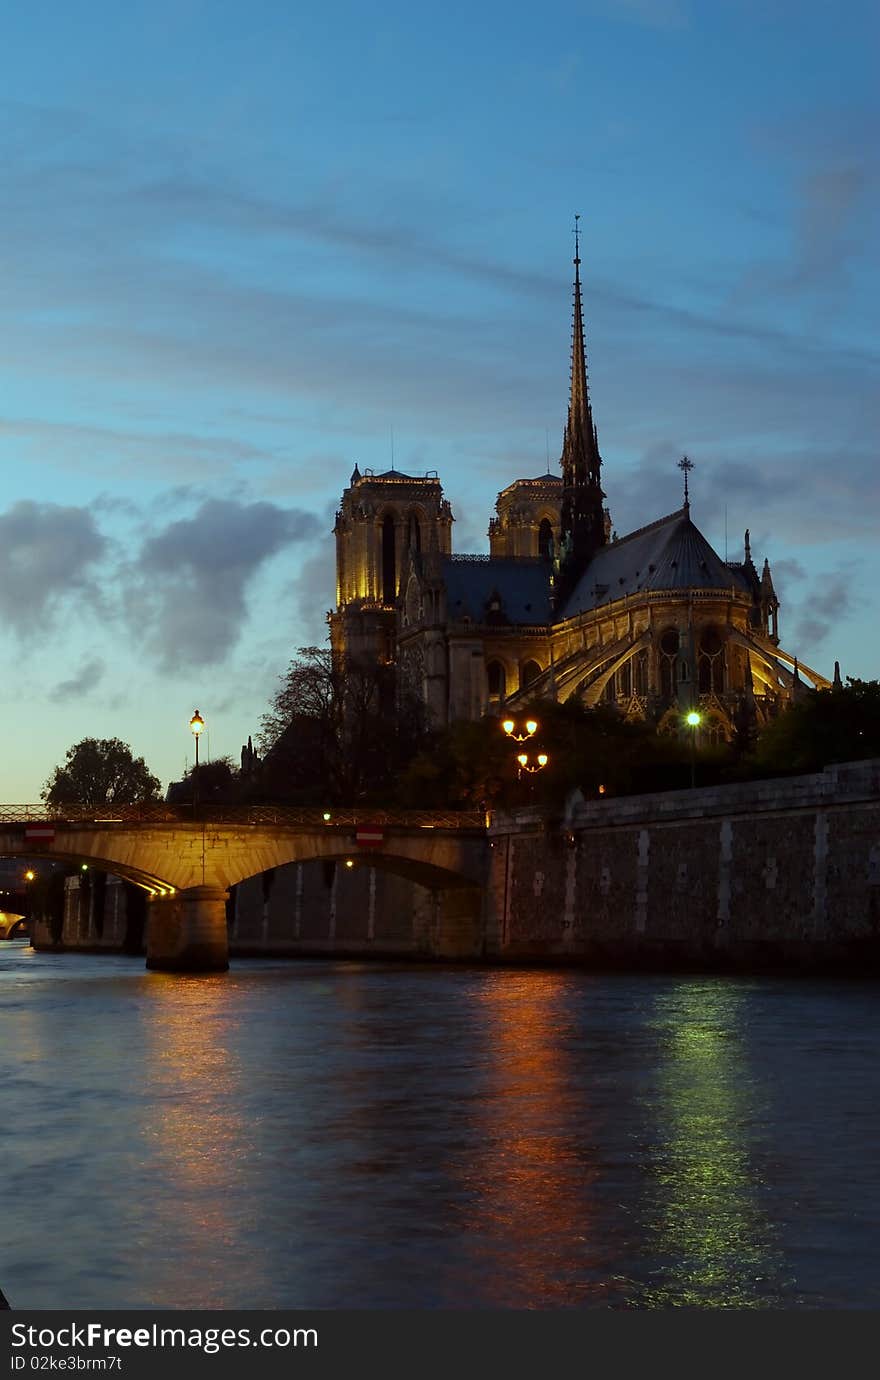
left=395, top=698, right=706, bottom=811
left=172, top=755, right=241, bottom=804
left=42, top=737, right=162, bottom=806
left=750, top=678, right=880, bottom=774
left=258, top=646, right=426, bottom=805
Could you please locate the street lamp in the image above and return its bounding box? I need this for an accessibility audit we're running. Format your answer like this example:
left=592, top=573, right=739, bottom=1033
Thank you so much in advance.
left=502, top=718, right=538, bottom=743
left=685, top=709, right=701, bottom=788
left=190, top=709, right=205, bottom=814
left=516, top=752, right=549, bottom=776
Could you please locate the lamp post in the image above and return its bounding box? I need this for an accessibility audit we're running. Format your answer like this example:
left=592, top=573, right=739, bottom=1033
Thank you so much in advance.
left=685, top=709, right=701, bottom=789
left=516, top=751, right=549, bottom=778
left=190, top=709, right=205, bottom=815
left=502, top=717, right=538, bottom=743
left=502, top=718, right=548, bottom=788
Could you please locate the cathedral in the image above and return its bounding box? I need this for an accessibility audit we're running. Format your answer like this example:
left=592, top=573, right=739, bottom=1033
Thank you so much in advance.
left=329, top=229, right=830, bottom=742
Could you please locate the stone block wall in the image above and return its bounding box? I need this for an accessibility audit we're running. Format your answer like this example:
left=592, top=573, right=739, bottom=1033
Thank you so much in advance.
left=229, top=860, right=438, bottom=956
left=488, top=759, right=880, bottom=970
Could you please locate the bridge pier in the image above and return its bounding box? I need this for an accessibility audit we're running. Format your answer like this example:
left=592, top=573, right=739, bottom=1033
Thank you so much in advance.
left=146, top=886, right=229, bottom=973
left=432, top=885, right=485, bottom=959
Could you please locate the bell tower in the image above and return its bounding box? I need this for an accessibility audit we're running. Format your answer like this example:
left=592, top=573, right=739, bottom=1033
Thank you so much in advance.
left=329, top=465, right=453, bottom=667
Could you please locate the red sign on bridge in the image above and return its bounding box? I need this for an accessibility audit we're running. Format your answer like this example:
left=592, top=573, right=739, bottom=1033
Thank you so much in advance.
left=24, top=825, right=55, bottom=845
left=355, top=826, right=384, bottom=849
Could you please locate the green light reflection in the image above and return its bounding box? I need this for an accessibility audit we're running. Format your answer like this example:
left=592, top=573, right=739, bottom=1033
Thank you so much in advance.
left=634, top=981, right=786, bottom=1308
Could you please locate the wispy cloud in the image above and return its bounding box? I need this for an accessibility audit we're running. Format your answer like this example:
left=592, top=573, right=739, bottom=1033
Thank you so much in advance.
left=49, top=658, right=106, bottom=703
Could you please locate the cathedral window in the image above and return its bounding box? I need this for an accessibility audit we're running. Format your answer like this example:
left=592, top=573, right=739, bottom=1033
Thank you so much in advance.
left=659, top=628, right=679, bottom=699
left=408, top=513, right=421, bottom=553
left=698, top=626, right=724, bottom=695
left=520, top=659, right=541, bottom=689
left=382, top=515, right=396, bottom=604
left=487, top=661, right=506, bottom=702
left=634, top=649, right=648, bottom=695
left=538, top=519, right=554, bottom=561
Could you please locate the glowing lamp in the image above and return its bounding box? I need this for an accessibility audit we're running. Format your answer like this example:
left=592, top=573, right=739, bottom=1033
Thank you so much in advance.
left=189, top=709, right=205, bottom=737
left=685, top=710, right=701, bottom=727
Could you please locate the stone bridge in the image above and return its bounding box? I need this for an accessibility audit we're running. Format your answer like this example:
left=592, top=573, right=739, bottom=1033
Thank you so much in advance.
left=0, top=805, right=489, bottom=972
left=0, top=911, right=28, bottom=940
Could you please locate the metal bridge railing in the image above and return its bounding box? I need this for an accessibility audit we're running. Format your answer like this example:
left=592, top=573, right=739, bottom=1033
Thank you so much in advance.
left=0, top=804, right=486, bottom=831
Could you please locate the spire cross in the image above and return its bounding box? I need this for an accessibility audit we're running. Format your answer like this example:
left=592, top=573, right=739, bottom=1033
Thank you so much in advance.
left=678, top=454, right=694, bottom=506
left=573, top=213, right=581, bottom=269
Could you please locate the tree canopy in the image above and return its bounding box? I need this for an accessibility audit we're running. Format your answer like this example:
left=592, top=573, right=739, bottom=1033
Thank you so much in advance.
left=42, top=737, right=162, bottom=806
left=171, top=755, right=242, bottom=805
left=749, top=678, right=880, bottom=774
left=258, top=646, right=425, bottom=804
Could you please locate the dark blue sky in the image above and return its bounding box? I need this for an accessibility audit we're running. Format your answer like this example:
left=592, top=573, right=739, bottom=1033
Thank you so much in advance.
left=1, top=0, right=877, bottom=796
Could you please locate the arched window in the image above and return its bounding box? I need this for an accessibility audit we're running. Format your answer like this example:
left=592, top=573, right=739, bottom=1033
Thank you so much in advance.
left=520, top=659, right=541, bottom=689
left=538, top=519, right=554, bottom=561
left=382, top=515, right=396, bottom=604
left=698, top=626, right=724, bottom=695
left=407, top=513, right=421, bottom=553
left=659, top=628, right=679, bottom=699
left=487, top=661, right=506, bottom=701
left=633, top=648, right=648, bottom=695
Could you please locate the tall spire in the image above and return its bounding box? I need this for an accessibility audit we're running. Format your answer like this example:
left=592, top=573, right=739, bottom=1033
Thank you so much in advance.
left=557, top=216, right=606, bottom=604
left=561, top=215, right=602, bottom=491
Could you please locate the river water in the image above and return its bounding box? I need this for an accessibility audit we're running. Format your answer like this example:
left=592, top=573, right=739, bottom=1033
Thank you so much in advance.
left=2, top=943, right=878, bottom=1310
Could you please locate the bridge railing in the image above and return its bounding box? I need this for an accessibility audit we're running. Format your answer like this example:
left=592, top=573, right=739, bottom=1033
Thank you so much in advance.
left=0, top=804, right=486, bottom=830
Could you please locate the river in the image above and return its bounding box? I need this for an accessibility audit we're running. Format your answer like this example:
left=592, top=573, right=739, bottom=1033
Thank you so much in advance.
left=2, top=943, right=878, bottom=1309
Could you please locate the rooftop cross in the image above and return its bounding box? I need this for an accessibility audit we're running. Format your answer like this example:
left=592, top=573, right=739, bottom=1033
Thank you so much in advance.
left=678, top=454, right=694, bottom=508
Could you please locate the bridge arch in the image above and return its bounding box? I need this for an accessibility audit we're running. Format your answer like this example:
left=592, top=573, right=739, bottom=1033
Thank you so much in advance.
left=0, top=811, right=489, bottom=972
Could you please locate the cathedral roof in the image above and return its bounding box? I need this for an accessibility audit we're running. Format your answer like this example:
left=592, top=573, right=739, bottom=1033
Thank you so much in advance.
left=441, top=556, right=552, bottom=625
left=560, top=507, right=751, bottom=617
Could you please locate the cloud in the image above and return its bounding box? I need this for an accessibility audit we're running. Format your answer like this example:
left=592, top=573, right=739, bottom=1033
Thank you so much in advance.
left=605, top=436, right=880, bottom=552
left=288, top=546, right=337, bottom=644
left=125, top=498, right=321, bottom=670
left=0, top=501, right=108, bottom=635
left=792, top=566, right=860, bottom=653
left=793, top=166, right=866, bottom=288
left=49, top=658, right=106, bottom=703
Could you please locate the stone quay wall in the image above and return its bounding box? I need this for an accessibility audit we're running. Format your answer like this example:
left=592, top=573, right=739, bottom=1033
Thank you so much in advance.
left=26, top=760, right=880, bottom=972
left=485, top=759, right=880, bottom=970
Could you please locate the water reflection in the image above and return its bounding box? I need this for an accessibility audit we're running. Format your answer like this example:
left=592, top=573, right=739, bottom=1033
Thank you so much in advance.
left=138, top=974, right=257, bottom=1308
left=462, top=971, right=605, bottom=1307
left=2, top=951, right=878, bottom=1309
left=631, top=981, right=786, bottom=1307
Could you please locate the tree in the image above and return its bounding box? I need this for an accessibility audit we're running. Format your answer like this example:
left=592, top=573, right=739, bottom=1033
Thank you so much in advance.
left=750, top=678, right=880, bottom=774
left=172, top=755, right=242, bottom=805
left=258, top=646, right=426, bottom=804
left=42, top=737, right=162, bottom=806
